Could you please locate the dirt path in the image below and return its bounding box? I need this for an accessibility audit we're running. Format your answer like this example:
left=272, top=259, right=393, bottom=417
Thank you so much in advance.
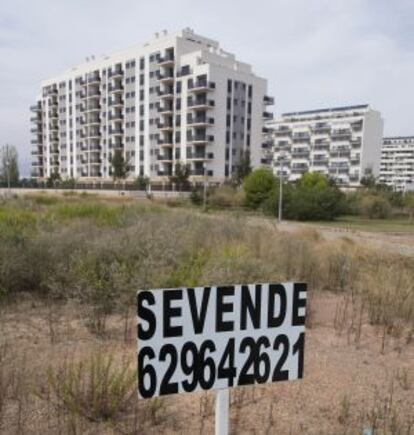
left=277, top=221, right=414, bottom=256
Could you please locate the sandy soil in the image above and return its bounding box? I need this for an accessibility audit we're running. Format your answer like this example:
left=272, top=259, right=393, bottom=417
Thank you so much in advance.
left=1, top=291, right=413, bottom=434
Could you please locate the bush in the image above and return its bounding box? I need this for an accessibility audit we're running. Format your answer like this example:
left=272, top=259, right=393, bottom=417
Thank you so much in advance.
left=208, top=185, right=244, bottom=208
left=243, top=168, right=278, bottom=209
left=44, top=351, right=136, bottom=422
left=359, top=195, right=391, bottom=219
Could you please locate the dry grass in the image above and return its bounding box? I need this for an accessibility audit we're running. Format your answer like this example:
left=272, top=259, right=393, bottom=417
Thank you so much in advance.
left=0, top=195, right=413, bottom=433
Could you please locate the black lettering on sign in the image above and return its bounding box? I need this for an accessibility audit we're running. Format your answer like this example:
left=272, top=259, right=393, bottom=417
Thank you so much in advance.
left=268, top=284, right=287, bottom=328
left=292, top=283, right=307, bottom=326
left=187, top=287, right=211, bottom=334
left=216, top=286, right=235, bottom=332
left=138, top=346, right=156, bottom=398
left=240, top=284, right=262, bottom=330
left=163, top=289, right=183, bottom=337
left=137, top=291, right=156, bottom=340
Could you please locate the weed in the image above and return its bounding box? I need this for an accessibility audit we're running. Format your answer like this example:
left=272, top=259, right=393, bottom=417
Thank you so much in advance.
left=44, top=350, right=136, bottom=422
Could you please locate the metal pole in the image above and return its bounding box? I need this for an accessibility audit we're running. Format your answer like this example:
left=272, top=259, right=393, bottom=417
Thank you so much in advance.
left=203, top=164, right=207, bottom=211
left=215, top=389, right=229, bottom=435
left=278, top=157, right=283, bottom=223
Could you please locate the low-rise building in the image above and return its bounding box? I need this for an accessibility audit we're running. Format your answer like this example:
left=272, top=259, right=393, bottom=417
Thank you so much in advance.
left=379, top=136, right=414, bottom=191
left=267, top=104, right=384, bottom=186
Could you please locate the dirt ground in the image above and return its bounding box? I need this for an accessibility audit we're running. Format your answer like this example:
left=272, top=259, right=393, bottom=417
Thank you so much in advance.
left=1, top=290, right=413, bottom=435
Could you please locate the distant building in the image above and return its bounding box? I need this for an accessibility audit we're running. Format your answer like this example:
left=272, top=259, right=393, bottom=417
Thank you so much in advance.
left=266, top=105, right=384, bottom=186
left=379, top=136, right=414, bottom=191
left=30, top=28, right=273, bottom=183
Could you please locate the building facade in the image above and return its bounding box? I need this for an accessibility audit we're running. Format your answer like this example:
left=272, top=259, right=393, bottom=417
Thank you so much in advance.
left=267, top=105, right=384, bottom=186
left=30, top=28, right=273, bottom=183
left=379, top=136, right=414, bottom=191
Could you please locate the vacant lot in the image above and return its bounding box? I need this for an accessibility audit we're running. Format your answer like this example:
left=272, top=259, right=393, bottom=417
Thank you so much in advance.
left=0, top=193, right=413, bottom=434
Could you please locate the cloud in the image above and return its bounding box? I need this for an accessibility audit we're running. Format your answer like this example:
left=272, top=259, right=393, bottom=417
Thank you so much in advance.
left=0, top=0, right=413, bottom=176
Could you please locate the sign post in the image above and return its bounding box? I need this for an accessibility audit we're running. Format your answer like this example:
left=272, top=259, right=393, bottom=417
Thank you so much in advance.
left=215, top=388, right=229, bottom=435
left=137, top=282, right=307, bottom=432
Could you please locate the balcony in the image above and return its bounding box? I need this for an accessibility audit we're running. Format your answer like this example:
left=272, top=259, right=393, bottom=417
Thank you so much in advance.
left=108, top=97, right=123, bottom=107
left=188, top=99, right=215, bottom=110
left=157, top=153, right=173, bottom=161
left=331, top=130, right=352, bottom=140
left=351, top=121, right=363, bottom=131
left=187, top=116, right=214, bottom=127
left=263, top=95, right=274, bottom=105
left=350, top=138, right=362, bottom=147
left=312, top=158, right=329, bottom=166
left=109, top=127, right=124, bottom=135
left=30, top=104, right=41, bottom=112
left=292, top=133, right=310, bottom=142
left=159, top=72, right=174, bottom=83
left=157, top=121, right=174, bottom=131
left=85, top=103, right=101, bottom=112
left=108, top=83, right=123, bottom=93
left=274, top=127, right=291, bottom=137
left=188, top=134, right=214, bottom=144
left=262, top=140, right=273, bottom=149
left=158, top=53, right=175, bottom=66
left=87, top=73, right=100, bottom=85
left=108, top=67, right=123, bottom=78
left=158, top=104, right=174, bottom=114
left=291, top=151, right=310, bottom=158
left=312, top=124, right=331, bottom=134
left=108, top=111, right=123, bottom=121
left=263, top=112, right=274, bottom=120
left=330, top=150, right=351, bottom=158
left=188, top=80, right=216, bottom=93
left=82, top=89, right=100, bottom=100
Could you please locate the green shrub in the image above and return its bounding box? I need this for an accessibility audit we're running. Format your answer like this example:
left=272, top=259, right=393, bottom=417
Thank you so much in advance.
left=243, top=168, right=278, bottom=209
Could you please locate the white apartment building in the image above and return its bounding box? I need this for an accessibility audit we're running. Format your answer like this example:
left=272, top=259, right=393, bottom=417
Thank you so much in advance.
left=379, top=136, right=414, bottom=191
left=30, top=28, right=273, bottom=183
left=267, top=105, right=384, bottom=186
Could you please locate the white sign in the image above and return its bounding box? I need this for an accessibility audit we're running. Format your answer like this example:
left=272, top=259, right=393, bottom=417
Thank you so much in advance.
left=137, top=282, right=307, bottom=399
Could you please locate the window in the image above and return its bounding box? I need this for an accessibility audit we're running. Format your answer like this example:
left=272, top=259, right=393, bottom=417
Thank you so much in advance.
left=227, top=80, right=232, bottom=93
left=140, top=58, right=145, bottom=70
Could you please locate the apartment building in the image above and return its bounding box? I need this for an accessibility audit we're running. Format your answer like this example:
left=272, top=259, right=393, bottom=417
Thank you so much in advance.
left=30, top=28, right=273, bottom=183
left=267, top=105, right=384, bottom=186
left=379, top=136, right=414, bottom=191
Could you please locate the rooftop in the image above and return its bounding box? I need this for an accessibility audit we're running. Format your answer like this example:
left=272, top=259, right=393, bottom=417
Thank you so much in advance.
left=282, top=104, right=369, bottom=117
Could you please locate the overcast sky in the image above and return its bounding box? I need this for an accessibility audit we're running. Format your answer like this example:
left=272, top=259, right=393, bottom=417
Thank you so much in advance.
left=1, top=0, right=413, bottom=176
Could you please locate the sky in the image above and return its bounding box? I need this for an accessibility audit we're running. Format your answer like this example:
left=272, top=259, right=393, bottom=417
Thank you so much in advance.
left=1, top=0, right=413, bottom=176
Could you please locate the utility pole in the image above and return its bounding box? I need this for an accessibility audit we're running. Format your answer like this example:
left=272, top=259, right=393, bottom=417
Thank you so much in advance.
left=278, top=153, right=285, bottom=223
left=203, top=162, right=208, bottom=211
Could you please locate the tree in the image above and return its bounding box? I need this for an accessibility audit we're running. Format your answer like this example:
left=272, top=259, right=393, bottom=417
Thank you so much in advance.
left=243, top=167, right=278, bottom=209
left=232, top=150, right=252, bottom=186
left=169, top=161, right=191, bottom=192
left=404, top=192, right=414, bottom=222
left=110, top=149, right=130, bottom=182
left=0, top=144, right=19, bottom=187
left=360, top=167, right=377, bottom=189
left=134, top=174, right=150, bottom=191
left=46, top=169, right=61, bottom=188
left=284, top=172, right=346, bottom=221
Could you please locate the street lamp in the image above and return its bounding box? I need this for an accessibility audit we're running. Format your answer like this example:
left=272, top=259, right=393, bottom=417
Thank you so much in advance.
left=203, top=162, right=208, bottom=211
left=278, top=152, right=286, bottom=223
